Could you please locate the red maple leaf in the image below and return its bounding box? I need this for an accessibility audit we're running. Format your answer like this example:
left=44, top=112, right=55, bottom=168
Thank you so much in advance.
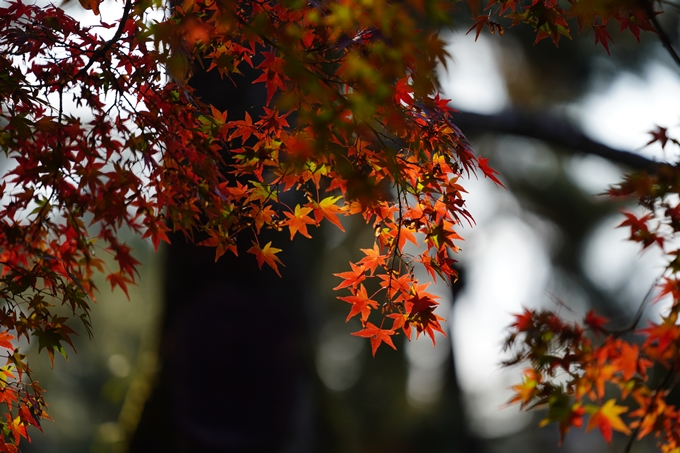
left=584, top=310, right=608, bottom=333
left=593, top=24, right=614, bottom=55
left=466, top=16, right=491, bottom=41
left=646, top=126, right=669, bottom=149
left=477, top=156, right=504, bottom=187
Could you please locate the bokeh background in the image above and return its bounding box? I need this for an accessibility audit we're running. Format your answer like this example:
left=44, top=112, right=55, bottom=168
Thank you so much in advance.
left=10, top=0, right=680, bottom=451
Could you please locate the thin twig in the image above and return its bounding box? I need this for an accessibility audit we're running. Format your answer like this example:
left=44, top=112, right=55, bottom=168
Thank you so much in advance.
left=75, top=0, right=134, bottom=79
left=607, top=276, right=659, bottom=336
left=640, top=0, right=680, bottom=68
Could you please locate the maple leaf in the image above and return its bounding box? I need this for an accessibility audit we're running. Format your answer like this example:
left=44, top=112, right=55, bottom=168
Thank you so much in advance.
left=388, top=313, right=412, bottom=339
left=78, top=0, right=102, bottom=15
left=511, top=308, right=534, bottom=332
left=282, top=205, right=315, bottom=240
left=586, top=399, right=631, bottom=443
left=646, top=126, right=669, bottom=149
left=253, top=53, right=287, bottom=104
left=338, top=284, right=379, bottom=322
left=0, top=331, right=15, bottom=351
left=466, top=16, right=491, bottom=41
left=477, top=156, right=504, bottom=187
left=311, top=196, right=346, bottom=232
left=641, top=316, right=680, bottom=356
left=394, top=78, right=414, bottom=105
left=106, top=271, right=134, bottom=299
left=406, top=284, right=446, bottom=344
left=611, top=342, right=640, bottom=381
left=618, top=212, right=662, bottom=249
left=18, top=405, right=41, bottom=431
left=593, top=364, right=616, bottom=399
left=508, top=368, right=541, bottom=409
left=247, top=241, right=284, bottom=277
left=358, top=244, right=387, bottom=275
left=377, top=273, right=412, bottom=303
left=141, top=221, right=171, bottom=251
left=584, top=310, right=608, bottom=334
left=0, top=387, right=17, bottom=407
left=351, top=323, right=397, bottom=356
left=593, top=24, right=614, bottom=55
left=334, top=263, right=367, bottom=290
left=539, top=392, right=585, bottom=445
left=5, top=414, right=28, bottom=446
left=629, top=396, right=671, bottom=440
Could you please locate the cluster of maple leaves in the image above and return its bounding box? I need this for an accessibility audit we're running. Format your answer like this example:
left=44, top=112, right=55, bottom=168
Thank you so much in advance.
left=504, top=129, right=680, bottom=451
left=0, top=0, right=673, bottom=448
left=467, top=0, right=657, bottom=52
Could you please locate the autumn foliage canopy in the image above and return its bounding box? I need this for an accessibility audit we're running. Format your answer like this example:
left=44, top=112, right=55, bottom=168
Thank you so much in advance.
left=0, top=0, right=676, bottom=448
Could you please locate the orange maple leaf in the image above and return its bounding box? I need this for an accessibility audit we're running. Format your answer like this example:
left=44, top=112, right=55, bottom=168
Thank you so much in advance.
left=333, top=262, right=366, bottom=290
left=338, top=284, right=378, bottom=322
left=586, top=399, right=631, bottom=443
left=311, top=196, right=346, bottom=232
left=611, top=342, right=640, bottom=381
left=641, top=316, right=680, bottom=355
left=247, top=241, right=284, bottom=277
left=0, top=331, right=15, bottom=351
left=358, top=244, right=386, bottom=275
left=508, top=369, right=541, bottom=409
left=351, top=323, right=397, bottom=356
left=5, top=414, right=28, bottom=446
left=282, top=205, right=315, bottom=240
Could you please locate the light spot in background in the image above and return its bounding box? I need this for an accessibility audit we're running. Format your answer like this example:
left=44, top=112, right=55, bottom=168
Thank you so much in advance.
left=98, top=421, right=124, bottom=443
left=464, top=387, right=531, bottom=437
left=51, top=397, right=90, bottom=440
left=404, top=275, right=453, bottom=408
left=577, top=63, right=680, bottom=160
left=438, top=33, right=508, bottom=114
left=494, top=137, right=560, bottom=189
left=566, top=154, right=623, bottom=196
left=452, top=214, right=551, bottom=436
left=582, top=214, right=665, bottom=296
left=108, top=353, right=131, bottom=378
left=405, top=333, right=451, bottom=408
left=316, top=321, right=364, bottom=391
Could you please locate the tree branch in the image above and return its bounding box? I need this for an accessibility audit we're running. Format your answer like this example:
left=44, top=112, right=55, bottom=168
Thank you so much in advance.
left=640, top=0, right=680, bottom=69
left=75, top=0, right=133, bottom=79
left=451, top=108, right=660, bottom=171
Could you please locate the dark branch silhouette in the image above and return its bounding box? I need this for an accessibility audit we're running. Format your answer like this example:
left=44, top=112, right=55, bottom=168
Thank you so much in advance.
left=640, top=0, right=680, bottom=68
left=452, top=108, right=660, bottom=170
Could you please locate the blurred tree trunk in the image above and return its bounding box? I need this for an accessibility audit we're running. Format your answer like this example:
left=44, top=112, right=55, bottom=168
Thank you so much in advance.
left=128, top=62, right=324, bottom=453
left=128, top=53, right=483, bottom=453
